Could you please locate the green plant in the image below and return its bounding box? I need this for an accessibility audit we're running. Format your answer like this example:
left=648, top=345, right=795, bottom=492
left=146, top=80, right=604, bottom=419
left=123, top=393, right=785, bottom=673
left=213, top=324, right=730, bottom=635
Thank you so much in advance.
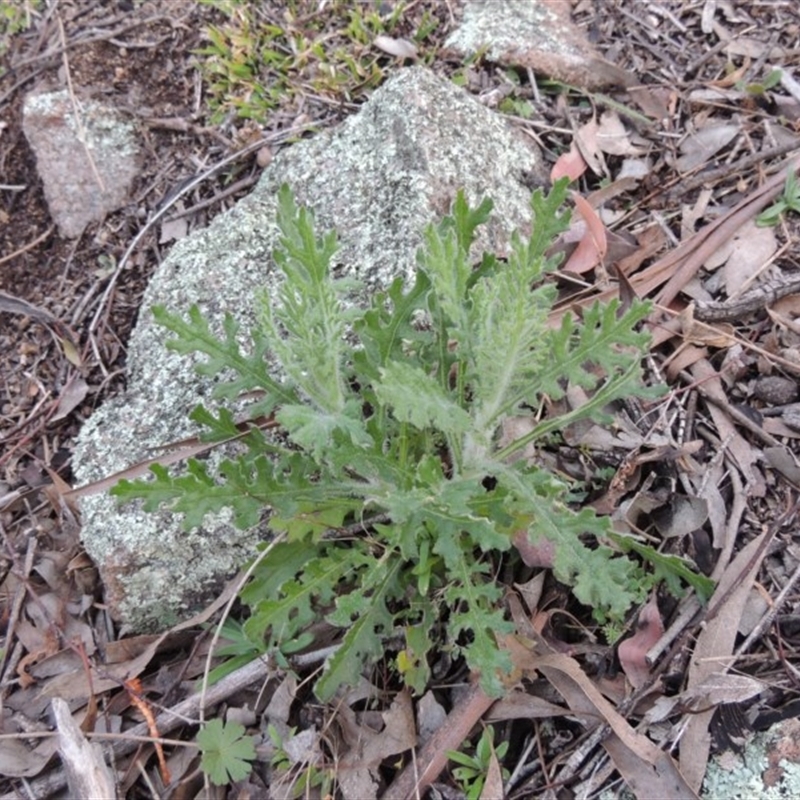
left=0, top=0, right=38, bottom=36
left=0, top=0, right=41, bottom=71
left=448, top=725, right=509, bottom=800
left=202, top=619, right=264, bottom=686
left=736, top=67, right=782, bottom=96
left=756, top=169, right=800, bottom=227
left=113, top=179, right=700, bottom=700
left=268, top=724, right=331, bottom=798
left=196, top=718, right=257, bottom=785
left=195, top=0, right=440, bottom=123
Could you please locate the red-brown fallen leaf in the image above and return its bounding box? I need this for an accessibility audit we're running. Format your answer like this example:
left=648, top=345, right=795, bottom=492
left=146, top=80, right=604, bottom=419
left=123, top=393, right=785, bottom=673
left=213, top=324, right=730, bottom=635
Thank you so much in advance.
left=617, top=594, right=664, bottom=689
left=126, top=678, right=171, bottom=786
left=562, top=192, right=608, bottom=274
left=383, top=680, right=495, bottom=800
left=550, top=141, right=587, bottom=182
left=512, top=530, right=556, bottom=568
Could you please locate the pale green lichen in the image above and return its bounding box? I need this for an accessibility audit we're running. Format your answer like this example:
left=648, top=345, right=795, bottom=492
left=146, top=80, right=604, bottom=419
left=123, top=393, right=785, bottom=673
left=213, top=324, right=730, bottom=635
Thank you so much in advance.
left=702, top=723, right=800, bottom=800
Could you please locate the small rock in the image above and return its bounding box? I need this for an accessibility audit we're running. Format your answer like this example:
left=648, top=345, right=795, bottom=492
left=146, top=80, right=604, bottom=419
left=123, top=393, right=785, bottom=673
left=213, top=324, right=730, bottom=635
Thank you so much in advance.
left=22, top=90, right=140, bottom=238
left=444, top=0, right=633, bottom=90
left=754, top=376, right=798, bottom=406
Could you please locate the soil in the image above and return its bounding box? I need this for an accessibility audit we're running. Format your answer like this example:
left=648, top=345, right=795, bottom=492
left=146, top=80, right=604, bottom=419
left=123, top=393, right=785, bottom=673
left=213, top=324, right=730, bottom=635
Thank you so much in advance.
left=2, top=1, right=800, bottom=798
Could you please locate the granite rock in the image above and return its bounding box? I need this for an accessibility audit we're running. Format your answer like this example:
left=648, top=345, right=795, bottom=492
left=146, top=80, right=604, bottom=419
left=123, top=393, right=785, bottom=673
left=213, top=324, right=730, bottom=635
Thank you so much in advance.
left=22, top=90, right=140, bottom=238
left=73, top=66, right=545, bottom=631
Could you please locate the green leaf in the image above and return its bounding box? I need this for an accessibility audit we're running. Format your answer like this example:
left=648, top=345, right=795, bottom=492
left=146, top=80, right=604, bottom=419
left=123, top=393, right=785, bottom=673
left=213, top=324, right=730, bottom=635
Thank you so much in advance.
left=421, top=221, right=472, bottom=338
left=448, top=190, right=493, bottom=255
left=611, top=534, right=716, bottom=602
left=189, top=405, right=242, bottom=440
left=316, top=553, right=402, bottom=701
left=532, top=504, right=640, bottom=621
left=243, top=547, right=352, bottom=650
left=240, top=540, right=319, bottom=606
left=114, top=183, right=700, bottom=705
left=467, top=273, right=556, bottom=437
left=375, top=361, right=472, bottom=434
left=354, top=270, right=431, bottom=377
left=527, top=178, right=572, bottom=262
left=398, top=600, right=436, bottom=693
left=256, top=184, right=355, bottom=414
left=152, top=305, right=294, bottom=413
left=444, top=564, right=513, bottom=697
left=276, top=400, right=372, bottom=460
left=197, top=718, right=256, bottom=785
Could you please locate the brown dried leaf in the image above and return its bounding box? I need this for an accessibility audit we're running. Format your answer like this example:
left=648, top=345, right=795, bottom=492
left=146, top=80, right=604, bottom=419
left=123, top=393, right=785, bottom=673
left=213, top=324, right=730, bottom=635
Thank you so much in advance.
left=486, top=690, right=565, bottom=722
left=679, top=530, right=770, bottom=792
left=562, top=192, right=607, bottom=274
left=721, top=221, right=777, bottom=297
left=52, top=376, right=89, bottom=422
left=595, top=111, right=643, bottom=156
left=339, top=690, right=417, bottom=800
left=683, top=673, right=763, bottom=708
left=690, top=359, right=765, bottom=496
left=550, top=141, right=587, bottom=182
left=532, top=652, right=698, bottom=799
left=159, top=216, right=188, bottom=243
left=479, top=746, right=504, bottom=800
left=0, top=735, right=59, bottom=778
left=514, top=572, right=545, bottom=614
left=628, top=85, right=672, bottom=120
left=674, top=122, right=739, bottom=173
left=680, top=306, right=736, bottom=347
left=617, top=595, right=664, bottom=689
left=651, top=494, right=709, bottom=539
left=513, top=530, right=556, bottom=568
left=574, top=118, right=607, bottom=176
left=417, top=690, right=446, bottom=745
left=373, top=35, right=417, bottom=60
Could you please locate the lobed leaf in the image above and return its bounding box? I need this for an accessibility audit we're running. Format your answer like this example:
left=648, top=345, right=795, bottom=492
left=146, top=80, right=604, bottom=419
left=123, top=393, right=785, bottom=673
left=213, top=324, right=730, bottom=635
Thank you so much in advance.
left=375, top=361, right=472, bottom=435
left=317, top=554, right=403, bottom=701
left=197, top=719, right=256, bottom=786
left=152, top=305, right=294, bottom=412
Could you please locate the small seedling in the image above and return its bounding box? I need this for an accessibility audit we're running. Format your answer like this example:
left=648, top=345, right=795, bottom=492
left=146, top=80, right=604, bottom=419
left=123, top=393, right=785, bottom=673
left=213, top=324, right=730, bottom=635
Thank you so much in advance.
left=447, top=725, right=509, bottom=800
left=736, top=67, right=782, bottom=96
left=0, top=0, right=41, bottom=72
left=195, top=0, right=441, bottom=123
left=196, top=718, right=256, bottom=785
left=757, top=169, right=800, bottom=227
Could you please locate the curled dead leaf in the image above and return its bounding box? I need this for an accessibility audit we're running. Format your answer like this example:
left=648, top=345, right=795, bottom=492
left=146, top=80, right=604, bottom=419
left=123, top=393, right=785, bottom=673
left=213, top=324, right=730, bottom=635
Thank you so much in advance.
left=617, top=595, right=664, bottom=689
left=373, top=35, right=417, bottom=60
left=550, top=141, right=587, bottom=182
